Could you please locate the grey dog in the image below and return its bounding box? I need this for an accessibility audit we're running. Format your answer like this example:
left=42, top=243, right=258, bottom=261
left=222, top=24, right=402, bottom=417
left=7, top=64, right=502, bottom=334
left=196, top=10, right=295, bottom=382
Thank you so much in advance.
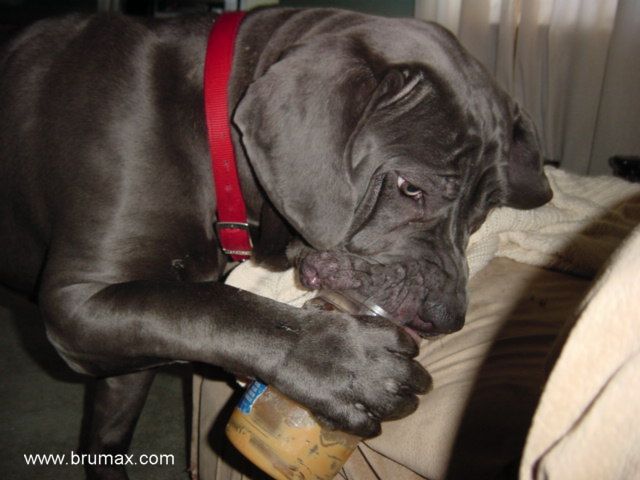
left=0, top=7, right=551, bottom=479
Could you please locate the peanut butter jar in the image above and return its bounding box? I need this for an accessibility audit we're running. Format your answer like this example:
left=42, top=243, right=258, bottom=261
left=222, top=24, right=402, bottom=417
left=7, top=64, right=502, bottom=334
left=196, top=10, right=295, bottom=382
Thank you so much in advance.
left=226, top=290, right=394, bottom=480
left=226, top=380, right=360, bottom=480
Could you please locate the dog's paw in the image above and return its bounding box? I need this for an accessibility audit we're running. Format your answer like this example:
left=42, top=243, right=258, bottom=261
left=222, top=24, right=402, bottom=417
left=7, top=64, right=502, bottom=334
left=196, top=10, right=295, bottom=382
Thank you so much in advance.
left=271, top=310, right=431, bottom=438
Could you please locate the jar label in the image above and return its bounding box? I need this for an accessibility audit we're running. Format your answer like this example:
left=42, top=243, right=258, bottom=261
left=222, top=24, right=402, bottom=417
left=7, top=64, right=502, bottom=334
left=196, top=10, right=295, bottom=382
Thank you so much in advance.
left=238, top=380, right=267, bottom=414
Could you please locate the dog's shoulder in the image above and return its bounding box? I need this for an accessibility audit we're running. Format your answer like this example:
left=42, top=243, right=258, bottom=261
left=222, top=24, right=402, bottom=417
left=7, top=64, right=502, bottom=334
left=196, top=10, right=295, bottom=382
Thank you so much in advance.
left=2, top=13, right=213, bottom=67
left=2, top=14, right=91, bottom=62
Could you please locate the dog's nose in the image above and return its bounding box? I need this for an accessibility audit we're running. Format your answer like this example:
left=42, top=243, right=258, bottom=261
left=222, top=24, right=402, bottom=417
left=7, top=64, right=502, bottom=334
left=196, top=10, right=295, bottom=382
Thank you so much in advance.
left=419, top=300, right=465, bottom=333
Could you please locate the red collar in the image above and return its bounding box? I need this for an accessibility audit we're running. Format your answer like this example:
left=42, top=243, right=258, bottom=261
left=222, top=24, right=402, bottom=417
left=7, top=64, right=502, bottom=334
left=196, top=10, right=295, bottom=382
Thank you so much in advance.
left=203, top=12, right=251, bottom=262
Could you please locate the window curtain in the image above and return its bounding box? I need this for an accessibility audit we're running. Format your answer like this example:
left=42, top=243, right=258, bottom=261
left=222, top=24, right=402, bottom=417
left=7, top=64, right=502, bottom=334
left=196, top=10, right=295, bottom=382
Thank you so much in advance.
left=415, top=0, right=640, bottom=176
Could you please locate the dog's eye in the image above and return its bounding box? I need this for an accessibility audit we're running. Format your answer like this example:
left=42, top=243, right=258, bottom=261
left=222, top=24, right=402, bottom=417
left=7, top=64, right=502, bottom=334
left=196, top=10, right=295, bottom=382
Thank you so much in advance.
left=397, top=176, right=423, bottom=199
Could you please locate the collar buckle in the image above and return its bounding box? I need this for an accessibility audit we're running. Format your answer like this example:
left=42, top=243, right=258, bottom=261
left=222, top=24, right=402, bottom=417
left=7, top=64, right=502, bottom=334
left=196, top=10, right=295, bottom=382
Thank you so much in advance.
left=215, top=221, right=253, bottom=258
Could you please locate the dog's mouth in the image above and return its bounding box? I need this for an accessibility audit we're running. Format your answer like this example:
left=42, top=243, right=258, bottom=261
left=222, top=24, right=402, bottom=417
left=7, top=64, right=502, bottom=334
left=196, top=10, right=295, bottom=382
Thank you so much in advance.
left=305, top=288, right=432, bottom=345
left=297, top=251, right=453, bottom=341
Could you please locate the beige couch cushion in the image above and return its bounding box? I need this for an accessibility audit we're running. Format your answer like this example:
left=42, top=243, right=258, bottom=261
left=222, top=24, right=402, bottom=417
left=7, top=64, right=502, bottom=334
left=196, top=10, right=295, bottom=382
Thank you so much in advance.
left=520, top=227, right=640, bottom=480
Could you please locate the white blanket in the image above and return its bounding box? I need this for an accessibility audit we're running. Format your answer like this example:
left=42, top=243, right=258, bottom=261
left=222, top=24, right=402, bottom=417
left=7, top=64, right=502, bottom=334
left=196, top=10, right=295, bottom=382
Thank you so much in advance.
left=467, top=167, right=640, bottom=277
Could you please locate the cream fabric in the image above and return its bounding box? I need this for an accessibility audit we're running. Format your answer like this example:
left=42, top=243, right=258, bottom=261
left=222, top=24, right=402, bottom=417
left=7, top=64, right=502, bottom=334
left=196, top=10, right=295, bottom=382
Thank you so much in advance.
left=466, top=167, right=640, bottom=277
left=520, top=226, right=640, bottom=480
left=361, top=259, right=591, bottom=479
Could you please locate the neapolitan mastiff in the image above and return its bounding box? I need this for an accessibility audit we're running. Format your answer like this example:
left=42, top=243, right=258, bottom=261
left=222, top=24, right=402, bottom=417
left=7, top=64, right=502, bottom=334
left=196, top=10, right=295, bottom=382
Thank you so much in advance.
left=0, top=7, right=551, bottom=479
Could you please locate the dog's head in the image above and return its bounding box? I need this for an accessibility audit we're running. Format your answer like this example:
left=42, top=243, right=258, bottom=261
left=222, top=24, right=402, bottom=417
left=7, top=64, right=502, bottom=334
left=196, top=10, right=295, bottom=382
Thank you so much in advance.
left=234, top=14, right=551, bottom=336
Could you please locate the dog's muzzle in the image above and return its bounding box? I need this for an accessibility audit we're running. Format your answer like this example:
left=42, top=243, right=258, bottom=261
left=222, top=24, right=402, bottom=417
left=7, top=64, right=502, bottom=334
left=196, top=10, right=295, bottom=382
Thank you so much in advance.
left=298, top=251, right=467, bottom=337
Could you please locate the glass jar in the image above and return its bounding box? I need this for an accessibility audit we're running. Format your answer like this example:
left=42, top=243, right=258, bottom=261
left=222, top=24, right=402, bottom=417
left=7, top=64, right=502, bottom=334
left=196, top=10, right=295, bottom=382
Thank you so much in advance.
left=225, top=290, right=393, bottom=480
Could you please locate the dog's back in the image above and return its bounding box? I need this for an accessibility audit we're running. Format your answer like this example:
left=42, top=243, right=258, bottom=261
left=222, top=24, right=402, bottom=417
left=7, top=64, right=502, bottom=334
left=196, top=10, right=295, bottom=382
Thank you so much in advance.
left=0, top=15, right=146, bottom=295
left=0, top=17, right=87, bottom=294
left=0, top=14, right=211, bottom=295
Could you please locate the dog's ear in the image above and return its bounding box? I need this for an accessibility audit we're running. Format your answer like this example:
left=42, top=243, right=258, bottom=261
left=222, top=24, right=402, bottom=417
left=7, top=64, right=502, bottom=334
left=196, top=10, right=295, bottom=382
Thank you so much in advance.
left=233, top=40, right=381, bottom=250
left=503, top=104, right=553, bottom=209
left=233, top=41, right=427, bottom=250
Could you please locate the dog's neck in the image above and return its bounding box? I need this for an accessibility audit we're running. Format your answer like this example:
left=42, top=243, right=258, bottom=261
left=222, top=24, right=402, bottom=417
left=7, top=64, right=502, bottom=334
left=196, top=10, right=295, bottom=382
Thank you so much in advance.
left=227, top=9, right=302, bottom=266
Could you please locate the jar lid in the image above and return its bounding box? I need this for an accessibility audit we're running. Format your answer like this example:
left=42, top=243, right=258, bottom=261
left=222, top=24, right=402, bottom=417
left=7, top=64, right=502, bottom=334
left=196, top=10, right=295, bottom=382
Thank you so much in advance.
left=313, top=289, right=394, bottom=320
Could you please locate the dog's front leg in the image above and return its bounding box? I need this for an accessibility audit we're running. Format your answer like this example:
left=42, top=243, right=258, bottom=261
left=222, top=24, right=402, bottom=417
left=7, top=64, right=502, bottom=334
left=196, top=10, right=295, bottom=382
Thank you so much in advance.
left=40, top=280, right=301, bottom=380
left=40, top=280, right=302, bottom=480
left=40, top=276, right=428, bottom=476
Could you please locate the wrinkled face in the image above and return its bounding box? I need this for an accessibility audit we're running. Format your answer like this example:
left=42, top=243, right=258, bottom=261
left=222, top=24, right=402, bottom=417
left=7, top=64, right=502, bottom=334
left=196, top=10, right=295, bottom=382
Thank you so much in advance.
left=234, top=21, right=552, bottom=338
left=294, top=177, right=473, bottom=336
left=291, top=78, right=504, bottom=336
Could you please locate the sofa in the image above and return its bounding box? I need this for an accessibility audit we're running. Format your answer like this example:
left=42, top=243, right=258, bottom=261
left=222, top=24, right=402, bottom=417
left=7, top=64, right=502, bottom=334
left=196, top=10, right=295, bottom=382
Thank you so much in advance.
left=190, top=167, right=640, bottom=480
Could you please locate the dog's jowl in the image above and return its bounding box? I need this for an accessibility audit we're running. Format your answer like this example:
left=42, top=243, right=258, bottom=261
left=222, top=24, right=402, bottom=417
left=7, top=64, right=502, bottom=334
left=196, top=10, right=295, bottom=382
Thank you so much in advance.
left=0, top=7, right=551, bottom=479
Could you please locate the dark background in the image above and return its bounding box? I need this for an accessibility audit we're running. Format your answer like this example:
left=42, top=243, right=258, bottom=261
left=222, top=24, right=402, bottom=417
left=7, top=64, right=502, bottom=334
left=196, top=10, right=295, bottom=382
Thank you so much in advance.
left=0, top=0, right=415, bottom=41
